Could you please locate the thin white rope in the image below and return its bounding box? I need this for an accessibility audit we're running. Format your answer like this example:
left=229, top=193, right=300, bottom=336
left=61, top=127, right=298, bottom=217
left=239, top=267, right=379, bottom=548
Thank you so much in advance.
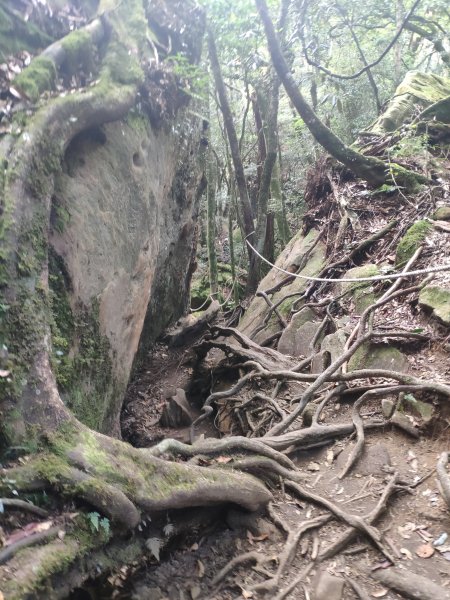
left=245, top=238, right=450, bottom=283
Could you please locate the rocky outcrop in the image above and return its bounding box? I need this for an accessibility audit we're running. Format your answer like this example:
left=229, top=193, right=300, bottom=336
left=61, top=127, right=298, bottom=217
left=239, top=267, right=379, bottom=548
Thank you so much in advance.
left=49, top=111, right=203, bottom=435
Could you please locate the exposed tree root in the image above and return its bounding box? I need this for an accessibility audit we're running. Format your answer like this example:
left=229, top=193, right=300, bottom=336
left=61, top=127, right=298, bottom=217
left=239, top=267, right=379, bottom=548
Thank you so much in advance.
left=1, top=426, right=272, bottom=531
left=346, top=577, right=372, bottom=600
left=371, top=566, right=450, bottom=600
left=0, top=498, right=50, bottom=518
left=318, top=474, right=400, bottom=560
left=147, top=436, right=295, bottom=470
left=0, top=526, right=61, bottom=565
left=249, top=514, right=330, bottom=595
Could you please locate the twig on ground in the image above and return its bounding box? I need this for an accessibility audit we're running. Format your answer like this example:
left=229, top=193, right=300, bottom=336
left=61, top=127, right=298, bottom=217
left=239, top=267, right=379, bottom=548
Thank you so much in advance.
left=318, top=473, right=399, bottom=560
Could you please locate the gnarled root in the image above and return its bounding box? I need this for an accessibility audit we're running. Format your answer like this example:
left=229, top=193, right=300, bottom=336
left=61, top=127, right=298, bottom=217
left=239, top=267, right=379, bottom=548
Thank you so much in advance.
left=1, top=424, right=272, bottom=532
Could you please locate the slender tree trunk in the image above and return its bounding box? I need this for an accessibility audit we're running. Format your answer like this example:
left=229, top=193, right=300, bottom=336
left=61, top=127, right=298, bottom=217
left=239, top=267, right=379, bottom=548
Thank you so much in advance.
left=336, top=4, right=381, bottom=112
left=207, top=151, right=218, bottom=296
left=255, top=0, right=425, bottom=189
left=207, top=26, right=256, bottom=289
left=271, top=151, right=290, bottom=246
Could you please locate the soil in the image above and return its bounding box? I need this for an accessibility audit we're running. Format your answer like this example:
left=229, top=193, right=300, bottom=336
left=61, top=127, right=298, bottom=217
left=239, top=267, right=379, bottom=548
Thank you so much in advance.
left=114, top=319, right=450, bottom=600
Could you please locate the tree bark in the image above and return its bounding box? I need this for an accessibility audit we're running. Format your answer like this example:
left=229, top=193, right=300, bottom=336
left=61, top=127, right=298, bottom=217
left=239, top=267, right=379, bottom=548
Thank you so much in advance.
left=207, top=26, right=256, bottom=284
left=255, top=0, right=426, bottom=190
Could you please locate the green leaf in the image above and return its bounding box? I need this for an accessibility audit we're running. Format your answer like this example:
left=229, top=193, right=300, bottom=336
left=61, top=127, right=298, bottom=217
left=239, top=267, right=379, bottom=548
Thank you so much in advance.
left=146, top=537, right=162, bottom=561
left=88, top=511, right=100, bottom=531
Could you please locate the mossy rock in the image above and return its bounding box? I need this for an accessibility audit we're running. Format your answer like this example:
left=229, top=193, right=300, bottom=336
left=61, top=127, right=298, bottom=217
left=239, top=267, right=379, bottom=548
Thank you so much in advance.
left=340, top=264, right=379, bottom=313
left=370, top=71, right=450, bottom=134
left=239, top=229, right=326, bottom=337
left=348, top=343, right=408, bottom=373
left=395, top=220, right=432, bottom=267
left=419, top=285, right=450, bottom=325
left=14, top=55, right=57, bottom=102
left=400, top=393, right=434, bottom=424
left=431, top=206, right=450, bottom=221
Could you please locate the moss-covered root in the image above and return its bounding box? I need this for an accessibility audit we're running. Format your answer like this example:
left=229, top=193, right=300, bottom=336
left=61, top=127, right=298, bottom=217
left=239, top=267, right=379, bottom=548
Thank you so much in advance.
left=1, top=428, right=271, bottom=531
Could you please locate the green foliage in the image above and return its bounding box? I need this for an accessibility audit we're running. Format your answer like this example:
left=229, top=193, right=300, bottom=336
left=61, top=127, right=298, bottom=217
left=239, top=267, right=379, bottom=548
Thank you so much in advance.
left=87, top=511, right=111, bottom=536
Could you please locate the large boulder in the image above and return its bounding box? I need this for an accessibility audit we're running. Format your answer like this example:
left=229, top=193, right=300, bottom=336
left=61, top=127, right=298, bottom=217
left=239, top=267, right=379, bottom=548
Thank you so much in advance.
left=49, top=112, right=203, bottom=435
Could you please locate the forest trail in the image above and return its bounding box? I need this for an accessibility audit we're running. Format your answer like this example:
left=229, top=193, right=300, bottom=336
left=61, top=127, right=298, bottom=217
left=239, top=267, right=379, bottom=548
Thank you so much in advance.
left=2, top=1, right=450, bottom=598
left=114, top=169, right=450, bottom=600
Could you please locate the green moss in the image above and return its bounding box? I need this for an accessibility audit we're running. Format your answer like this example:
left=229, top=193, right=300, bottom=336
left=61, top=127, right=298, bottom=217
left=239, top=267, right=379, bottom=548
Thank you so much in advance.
left=396, top=220, right=432, bottom=266
left=14, top=56, right=57, bottom=103
left=419, top=285, right=450, bottom=324
left=103, top=42, right=144, bottom=85
left=27, top=137, right=62, bottom=199
left=348, top=342, right=408, bottom=372
left=432, top=206, right=450, bottom=221
left=61, top=29, right=93, bottom=77
left=0, top=6, right=53, bottom=61
left=126, top=109, right=149, bottom=135
left=17, top=209, right=48, bottom=277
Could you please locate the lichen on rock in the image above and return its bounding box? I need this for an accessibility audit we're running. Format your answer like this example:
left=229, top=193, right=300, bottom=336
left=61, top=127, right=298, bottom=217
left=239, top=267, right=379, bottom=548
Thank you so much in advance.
left=419, top=285, right=450, bottom=325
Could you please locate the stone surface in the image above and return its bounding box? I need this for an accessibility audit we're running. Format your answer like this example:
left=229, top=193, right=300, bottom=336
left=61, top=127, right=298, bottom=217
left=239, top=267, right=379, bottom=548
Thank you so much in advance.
left=313, top=570, right=345, bottom=600
left=382, top=398, right=396, bottom=418
left=159, top=389, right=195, bottom=428
left=337, top=442, right=392, bottom=476
left=278, top=320, right=324, bottom=357
left=348, top=343, right=409, bottom=373
left=432, top=206, right=450, bottom=221
left=400, top=393, right=435, bottom=424
left=419, top=285, right=450, bottom=325
left=50, top=114, right=202, bottom=434
left=339, top=264, right=379, bottom=314
left=239, top=229, right=326, bottom=339
left=226, top=509, right=277, bottom=537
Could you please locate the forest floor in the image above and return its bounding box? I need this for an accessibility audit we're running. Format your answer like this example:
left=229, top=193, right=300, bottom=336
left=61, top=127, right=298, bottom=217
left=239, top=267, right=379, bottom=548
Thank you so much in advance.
left=114, top=164, right=450, bottom=600
left=117, top=323, right=450, bottom=600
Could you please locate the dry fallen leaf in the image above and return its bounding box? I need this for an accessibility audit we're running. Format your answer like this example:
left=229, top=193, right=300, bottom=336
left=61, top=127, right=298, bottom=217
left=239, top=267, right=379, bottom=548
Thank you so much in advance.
left=416, top=543, right=434, bottom=558
left=216, top=456, right=232, bottom=464
left=400, top=548, right=413, bottom=560
left=371, top=588, right=388, bottom=598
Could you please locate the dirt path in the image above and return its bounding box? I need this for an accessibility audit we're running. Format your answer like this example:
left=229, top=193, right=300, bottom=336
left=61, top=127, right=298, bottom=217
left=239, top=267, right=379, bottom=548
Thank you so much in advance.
left=116, top=327, right=450, bottom=600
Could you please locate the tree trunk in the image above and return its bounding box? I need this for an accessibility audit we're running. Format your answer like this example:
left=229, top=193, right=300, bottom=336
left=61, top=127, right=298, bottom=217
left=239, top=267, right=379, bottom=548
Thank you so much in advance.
left=207, top=26, right=256, bottom=286
left=207, top=150, right=218, bottom=296
left=255, top=0, right=427, bottom=190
